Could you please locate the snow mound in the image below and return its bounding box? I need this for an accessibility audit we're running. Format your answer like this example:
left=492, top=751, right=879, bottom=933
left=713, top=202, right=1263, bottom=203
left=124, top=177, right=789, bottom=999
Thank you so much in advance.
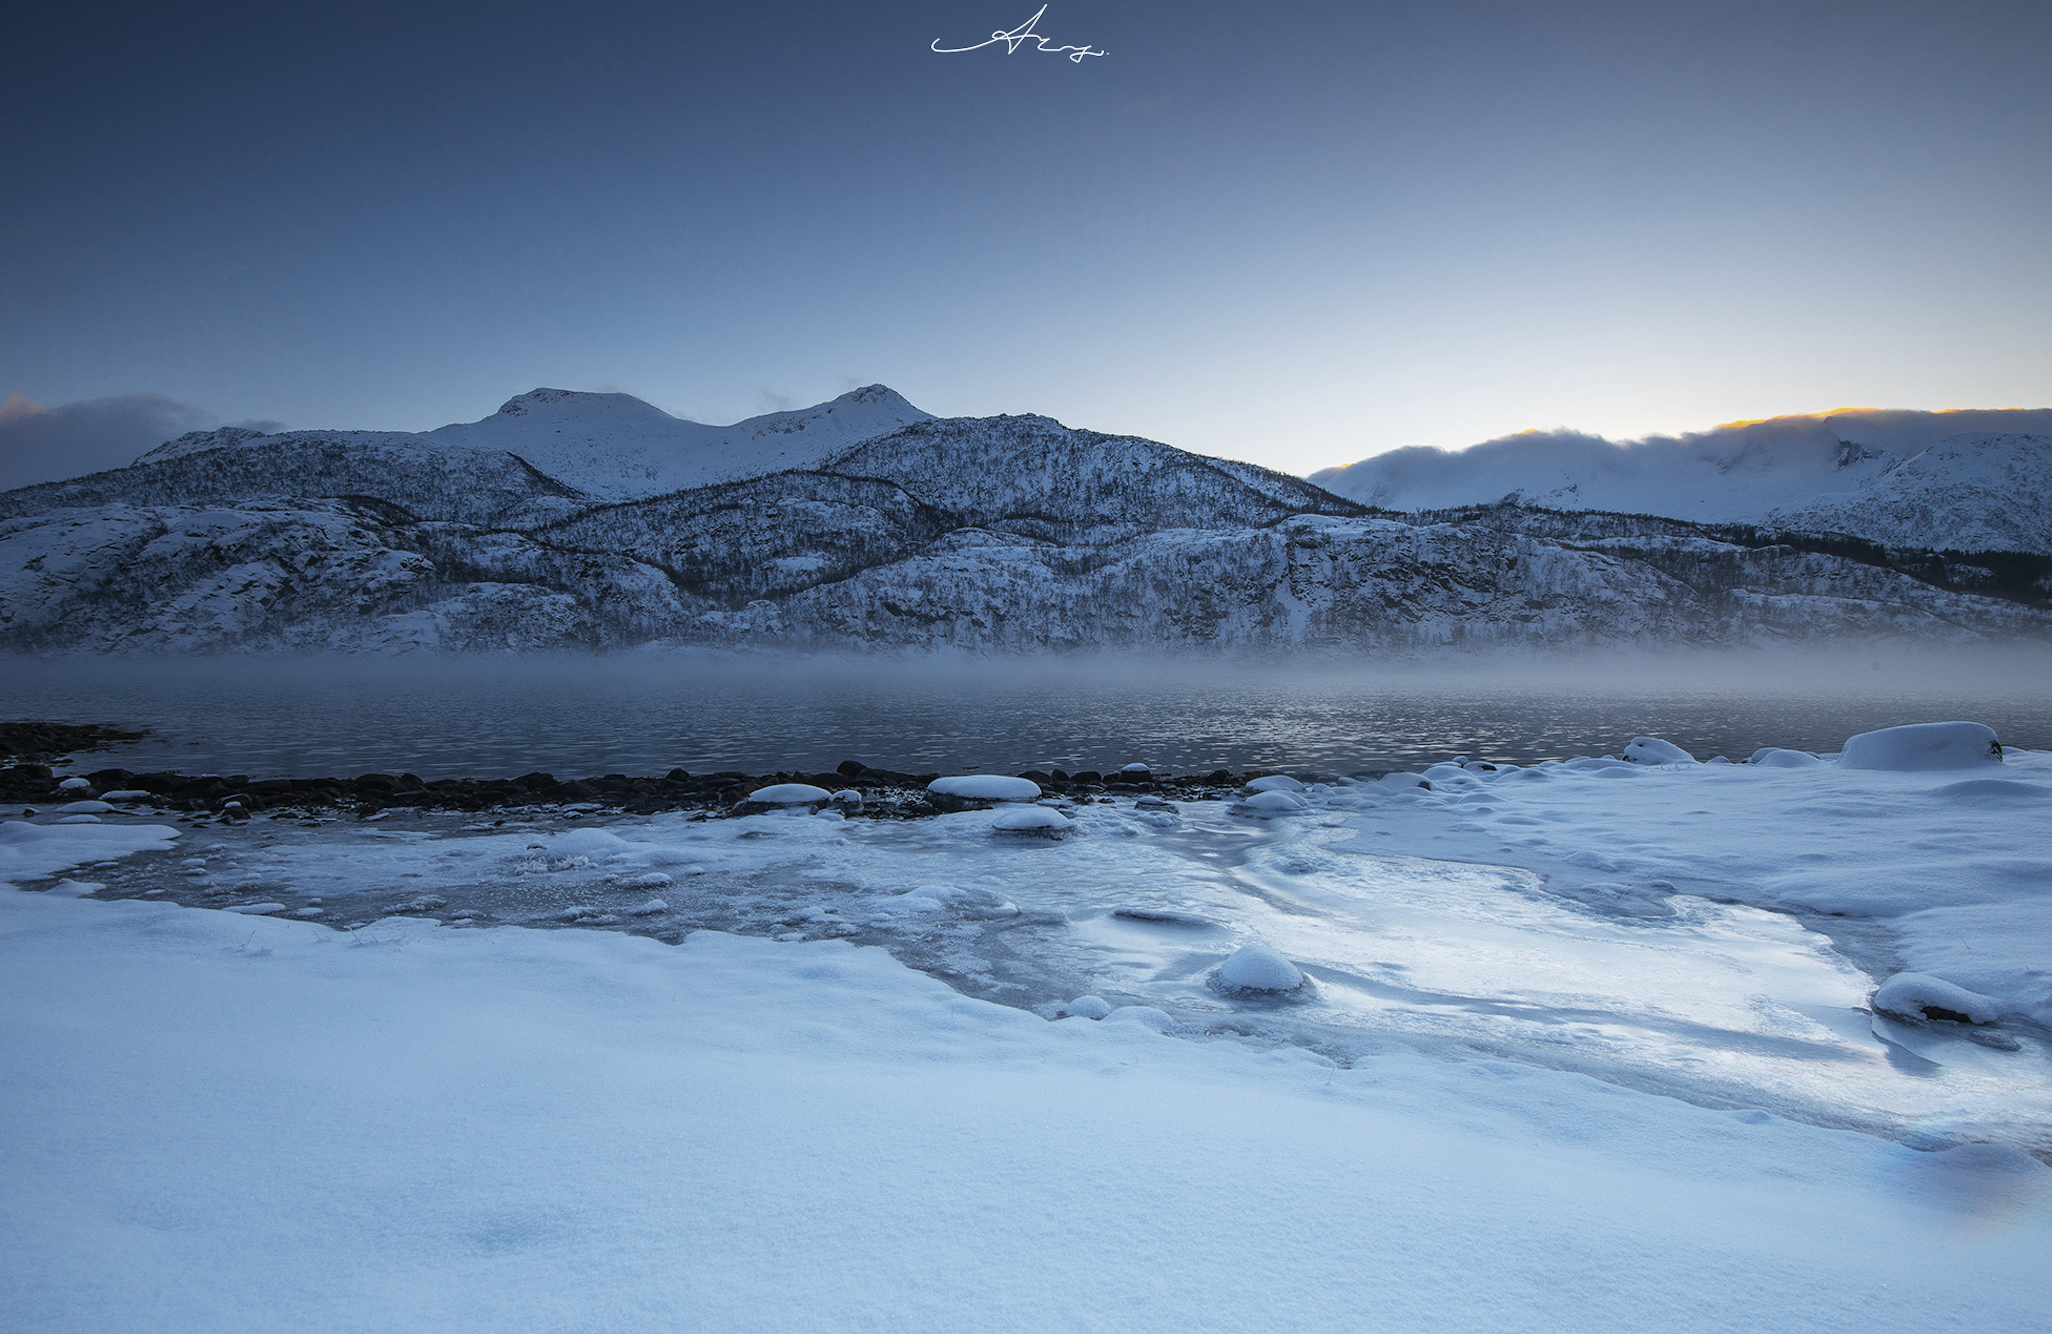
left=1231, top=790, right=1308, bottom=817
left=627, top=872, right=673, bottom=889
left=1118, top=763, right=1152, bottom=776
left=99, top=790, right=152, bottom=803
left=1215, top=943, right=1308, bottom=993
left=57, top=777, right=91, bottom=792
left=1101, top=1005, right=1174, bottom=1031
left=1064, top=995, right=1112, bottom=1020
left=630, top=899, right=669, bottom=916
left=1244, top=775, right=1306, bottom=794
left=1872, top=972, right=2001, bottom=1025
left=56, top=800, right=116, bottom=814
left=53, top=814, right=103, bottom=824
left=829, top=789, right=863, bottom=807
left=928, top=775, right=1041, bottom=802
left=1840, top=722, right=2003, bottom=772
left=991, top=806, right=1075, bottom=836
left=1750, top=747, right=1824, bottom=768
left=744, top=783, right=832, bottom=805
left=1623, top=737, right=1697, bottom=765
left=1379, top=772, right=1429, bottom=789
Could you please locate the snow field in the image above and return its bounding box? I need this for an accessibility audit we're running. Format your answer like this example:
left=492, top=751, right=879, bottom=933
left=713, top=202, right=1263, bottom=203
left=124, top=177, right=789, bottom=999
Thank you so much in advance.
left=3, top=883, right=2049, bottom=1334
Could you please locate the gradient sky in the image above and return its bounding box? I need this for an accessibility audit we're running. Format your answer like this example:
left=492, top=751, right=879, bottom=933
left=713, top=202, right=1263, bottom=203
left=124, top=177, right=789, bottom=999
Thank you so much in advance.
left=6, top=0, right=2049, bottom=484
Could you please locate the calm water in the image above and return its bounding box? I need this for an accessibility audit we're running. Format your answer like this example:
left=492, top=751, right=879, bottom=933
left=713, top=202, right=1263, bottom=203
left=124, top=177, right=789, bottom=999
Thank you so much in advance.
left=6, top=652, right=2050, bottom=778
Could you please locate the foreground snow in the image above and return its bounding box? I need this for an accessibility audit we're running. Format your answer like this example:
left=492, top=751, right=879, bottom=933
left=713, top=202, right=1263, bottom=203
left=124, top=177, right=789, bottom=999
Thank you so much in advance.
left=5, top=740, right=2052, bottom=1330
left=4, top=885, right=2048, bottom=1333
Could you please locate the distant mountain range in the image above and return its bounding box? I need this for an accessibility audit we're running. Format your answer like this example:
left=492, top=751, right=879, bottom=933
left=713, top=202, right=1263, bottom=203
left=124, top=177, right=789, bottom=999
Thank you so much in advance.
left=2, top=390, right=2047, bottom=653
left=1311, top=409, right=2052, bottom=555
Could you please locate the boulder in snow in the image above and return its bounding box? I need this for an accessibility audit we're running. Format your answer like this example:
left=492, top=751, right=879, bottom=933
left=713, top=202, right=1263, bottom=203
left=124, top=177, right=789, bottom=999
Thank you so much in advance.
left=1244, top=774, right=1306, bottom=794
left=928, top=775, right=1041, bottom=803
left=991, top=806, right=1075, bottom=837
left=1749, top=747, right=1824, bottom=768
left=1230, top=789, right=1308, bottom=817
left=1064, top=995, right=1113, bottom=1020
left=742, top=783, right=834, bottom=805
left=1622, top=737, right=1698, bottom=765
left=1215, top=943, right=1308, bottom=994
left=1872, top=972, right=2000, bottom=1025
left=1840, top=722, right=2003, bottom=772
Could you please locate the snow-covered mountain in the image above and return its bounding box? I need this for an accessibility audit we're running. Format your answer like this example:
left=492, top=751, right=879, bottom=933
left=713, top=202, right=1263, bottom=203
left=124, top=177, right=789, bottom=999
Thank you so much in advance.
left=3, top=405, right=2047, bottom=653
left=1310, top=409, right=2052, bottom=553
left=121, top=385, right=931, bottom=507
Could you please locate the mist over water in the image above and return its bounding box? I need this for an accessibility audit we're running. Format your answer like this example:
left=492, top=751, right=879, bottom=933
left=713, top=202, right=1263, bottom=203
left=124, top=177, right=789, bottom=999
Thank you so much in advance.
left=7, top=647, right=2050, bottom=778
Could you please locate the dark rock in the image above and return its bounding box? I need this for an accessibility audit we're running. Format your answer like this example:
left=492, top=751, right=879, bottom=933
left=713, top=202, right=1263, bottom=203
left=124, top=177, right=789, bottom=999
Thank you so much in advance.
left=835, top=759, right=870, bottom=778
left=1073, top=770, right=1102, bottom=785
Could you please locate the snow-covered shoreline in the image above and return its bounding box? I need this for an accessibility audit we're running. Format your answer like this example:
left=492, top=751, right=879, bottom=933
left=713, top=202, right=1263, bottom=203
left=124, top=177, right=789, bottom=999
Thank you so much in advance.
left=5, top=733, right=2052, bottom=1330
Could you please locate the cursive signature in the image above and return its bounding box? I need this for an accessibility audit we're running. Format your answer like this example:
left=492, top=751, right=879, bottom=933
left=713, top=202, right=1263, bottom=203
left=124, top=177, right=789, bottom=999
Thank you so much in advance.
left=932, top=5, right=1106, bottom=63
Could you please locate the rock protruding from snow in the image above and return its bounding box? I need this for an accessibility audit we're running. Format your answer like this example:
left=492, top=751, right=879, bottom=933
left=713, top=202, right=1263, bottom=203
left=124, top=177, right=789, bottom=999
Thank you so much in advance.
left=1231, top=789, right=1309, bottom=817
left=1215, top=944, right=1308, bottom=993
left=1244, top=775, right=1306, bottom=793
left=1622, top=737, right=1698, bottom=765
left=1749, top=748, right=1825, bottom=767
left=742, top=783, right=833, bottom=805
left=1064, top=995, right=1113, bottom=1020
left=928, top=775, right=1041, bottom=802
left=1872, top=972, right=2001, bottom=1025
left=1840, top=722, right=2003, bottom=772
left=991, top=806, right=1075, bottom=837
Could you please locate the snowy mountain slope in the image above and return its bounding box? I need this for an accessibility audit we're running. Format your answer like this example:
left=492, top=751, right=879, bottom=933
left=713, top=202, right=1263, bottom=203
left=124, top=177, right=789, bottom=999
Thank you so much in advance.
left=6, top=492, right=2047, bottom=653
left=4, top=400, right=2050, bottom=653
left=816, top=414, right=1363, bottom=538
left=419, top=384, right=931, bottom=500
left=1, top=431, right=587, bottom=528
left=4, top=385, right=931, bottom=527
left=1309, top=409, right=2052, bottom=549
left=1764, top=433, right=2052, bottom=554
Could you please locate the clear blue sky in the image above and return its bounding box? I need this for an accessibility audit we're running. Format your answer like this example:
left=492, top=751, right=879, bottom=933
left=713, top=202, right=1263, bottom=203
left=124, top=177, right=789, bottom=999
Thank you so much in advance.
left=5, top=0, right=2049, bottom=484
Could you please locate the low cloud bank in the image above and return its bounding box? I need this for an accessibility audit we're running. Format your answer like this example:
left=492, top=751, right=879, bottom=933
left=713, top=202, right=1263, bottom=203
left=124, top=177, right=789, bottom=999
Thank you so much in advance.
left=0, top=392, right=285, bottom=492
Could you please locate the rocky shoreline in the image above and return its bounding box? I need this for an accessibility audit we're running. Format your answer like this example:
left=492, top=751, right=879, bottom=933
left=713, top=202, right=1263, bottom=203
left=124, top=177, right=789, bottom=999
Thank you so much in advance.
left=0, top=756, right=1271, bottom=824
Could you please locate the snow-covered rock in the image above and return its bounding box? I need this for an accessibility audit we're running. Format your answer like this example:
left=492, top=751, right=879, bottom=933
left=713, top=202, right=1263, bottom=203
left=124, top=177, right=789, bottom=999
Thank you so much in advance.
left=1839, top=722, right=2003, bottom=772
left=1063, top=995, right=1112, bottom=1020
left=56, top=800, right=116, bottom=814
left=1244, top=775, right=1306, bottom=793
left=741, top=783, right=834, bottom=805
left=1215, top=944, right=1308, bottom=993
left=1749, top=747, right=1825, bottom=767
left=929, top=775, right=1041, bottom=803
left=990, top=806, right=1075, bottom=837
left=1622, top=738, right=1698, bottom=765
left=1871, top=972, right=2001, bottom=1025
left=1230, top=790, right=1309, bottom=817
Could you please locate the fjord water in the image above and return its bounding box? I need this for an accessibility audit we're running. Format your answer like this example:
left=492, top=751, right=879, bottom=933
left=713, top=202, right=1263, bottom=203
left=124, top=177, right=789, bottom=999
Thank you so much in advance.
left=6, top=650, right=2051, bottom=777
